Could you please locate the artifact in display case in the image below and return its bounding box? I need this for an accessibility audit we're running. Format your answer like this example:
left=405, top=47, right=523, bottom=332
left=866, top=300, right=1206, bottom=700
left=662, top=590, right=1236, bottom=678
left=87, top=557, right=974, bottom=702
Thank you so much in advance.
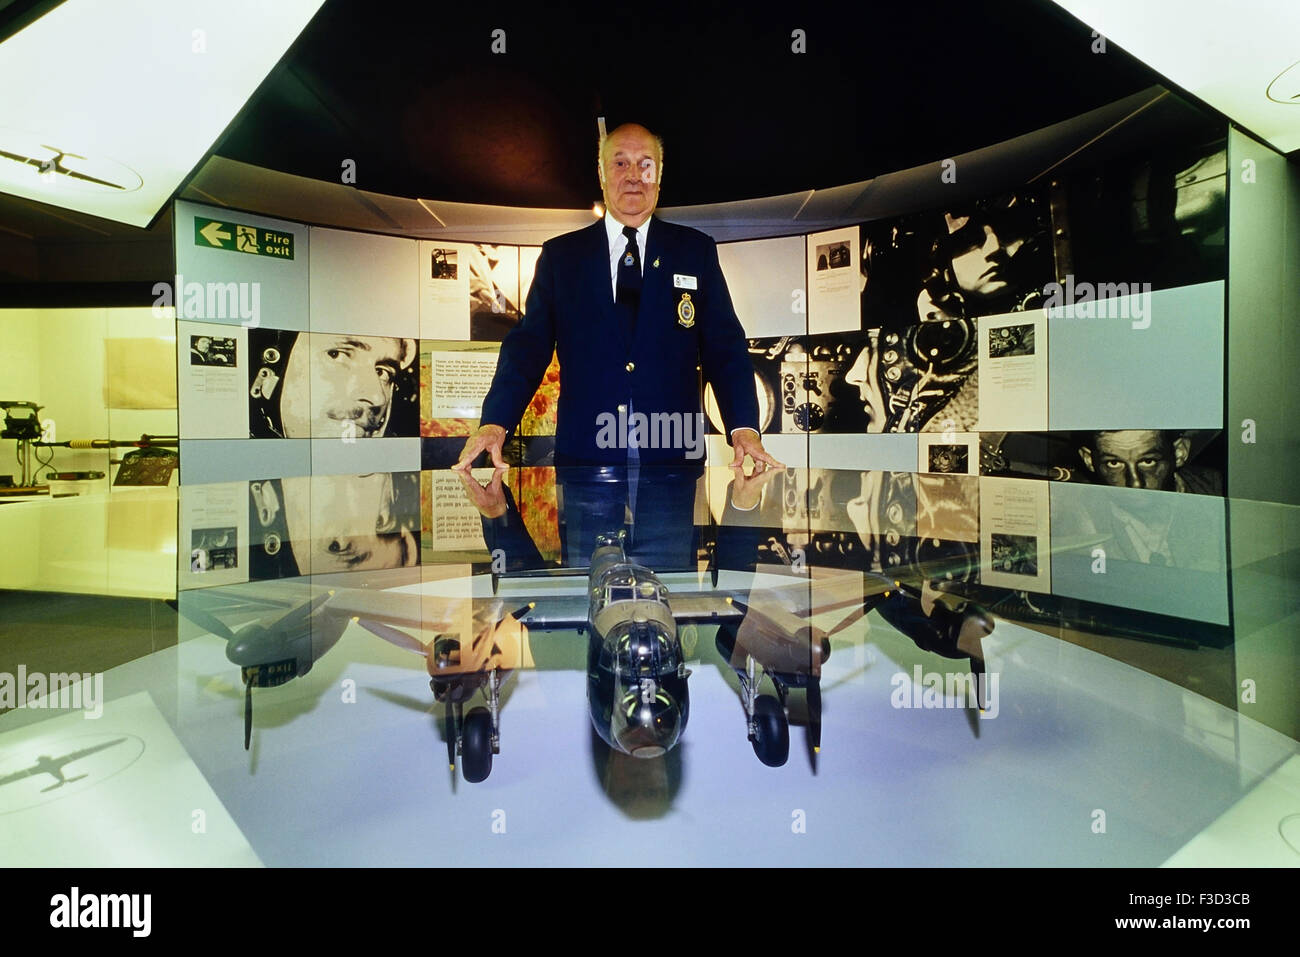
left=174, top=467, right=1001, bottom=784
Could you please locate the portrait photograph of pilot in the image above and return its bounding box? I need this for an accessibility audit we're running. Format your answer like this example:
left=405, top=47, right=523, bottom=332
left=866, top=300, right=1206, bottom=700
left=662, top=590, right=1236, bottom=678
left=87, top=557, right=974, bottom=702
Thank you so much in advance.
left=815, top=191, right=1054, bottom=435
left=247, top=328, right=419, bottom=439
left=249, top=471, right=421, bottom=579
left=917, top=193, right=1053, bottom=321
left=1075, top=429, right=1223, bottom=495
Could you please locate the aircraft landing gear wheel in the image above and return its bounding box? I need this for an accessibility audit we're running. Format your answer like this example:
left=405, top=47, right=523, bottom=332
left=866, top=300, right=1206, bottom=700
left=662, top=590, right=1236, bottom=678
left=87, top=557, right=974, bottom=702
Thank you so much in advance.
left=460, top=708, right=494, bottom=783
left=750, top=694, right=790, bottom=768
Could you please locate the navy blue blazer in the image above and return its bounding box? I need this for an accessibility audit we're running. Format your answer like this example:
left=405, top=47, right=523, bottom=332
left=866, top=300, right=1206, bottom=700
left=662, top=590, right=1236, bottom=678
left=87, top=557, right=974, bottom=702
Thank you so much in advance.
left=479, top=217, right=759, bottom=464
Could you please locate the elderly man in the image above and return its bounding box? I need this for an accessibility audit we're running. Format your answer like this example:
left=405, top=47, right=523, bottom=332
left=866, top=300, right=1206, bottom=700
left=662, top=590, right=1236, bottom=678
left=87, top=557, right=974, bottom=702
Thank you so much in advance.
left=455, top=122, right=779, bottom=471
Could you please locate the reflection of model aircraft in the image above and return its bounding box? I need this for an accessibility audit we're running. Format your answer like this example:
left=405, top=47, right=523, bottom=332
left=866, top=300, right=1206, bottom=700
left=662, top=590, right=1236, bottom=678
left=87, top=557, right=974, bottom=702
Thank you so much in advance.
left=715, top=597, right=834, bottom=768
left=360, top=529, right=721, bottom=780
left=0, top=738, right=127, bottom=792
left=362, top=533, right=867, bottom=780
left=178, top=541, right=995, bottom=779
left=360, top=599, right=533, bottom=784
left=177, top=588, right=338, bottom=749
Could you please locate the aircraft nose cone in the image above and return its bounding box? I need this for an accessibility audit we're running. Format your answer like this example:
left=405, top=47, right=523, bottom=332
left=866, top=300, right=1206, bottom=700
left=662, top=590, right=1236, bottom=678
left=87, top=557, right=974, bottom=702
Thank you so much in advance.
left=225, top=625, right=274, bottom=666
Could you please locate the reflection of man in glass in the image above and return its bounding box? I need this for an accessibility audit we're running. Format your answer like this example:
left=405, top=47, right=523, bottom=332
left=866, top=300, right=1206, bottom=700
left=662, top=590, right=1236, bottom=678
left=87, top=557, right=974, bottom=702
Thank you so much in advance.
left=250, top=472, right=420, bottom=578
left=1077, top=429, right=1221, bottom=494
left=250, top=331, right=417, bottom=438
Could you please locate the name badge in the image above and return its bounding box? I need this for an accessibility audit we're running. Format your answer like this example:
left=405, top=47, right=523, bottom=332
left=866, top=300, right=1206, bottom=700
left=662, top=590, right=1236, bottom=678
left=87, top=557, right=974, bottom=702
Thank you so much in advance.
left=673, top=274, right=697, bottom=290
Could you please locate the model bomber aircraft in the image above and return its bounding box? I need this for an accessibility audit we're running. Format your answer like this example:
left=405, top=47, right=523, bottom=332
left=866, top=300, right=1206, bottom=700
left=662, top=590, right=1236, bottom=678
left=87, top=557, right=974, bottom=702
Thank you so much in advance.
left=176, top=531, right=992, bottom=782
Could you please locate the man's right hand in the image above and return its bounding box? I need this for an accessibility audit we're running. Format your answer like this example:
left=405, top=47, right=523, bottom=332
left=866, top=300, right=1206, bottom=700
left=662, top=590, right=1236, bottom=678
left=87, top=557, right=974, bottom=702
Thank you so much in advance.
left=454, top=424, right=508, bottom=471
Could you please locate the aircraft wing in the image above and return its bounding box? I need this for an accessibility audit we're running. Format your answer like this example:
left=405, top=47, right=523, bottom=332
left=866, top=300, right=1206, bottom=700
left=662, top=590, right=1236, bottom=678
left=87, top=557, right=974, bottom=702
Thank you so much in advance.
left=0, top=765, right=41, bottom=787
left=0, top=738, right=129, bottom=788
left=59, top=167, right=126, bottom=189
left=56, top=738, right=128, bottom=765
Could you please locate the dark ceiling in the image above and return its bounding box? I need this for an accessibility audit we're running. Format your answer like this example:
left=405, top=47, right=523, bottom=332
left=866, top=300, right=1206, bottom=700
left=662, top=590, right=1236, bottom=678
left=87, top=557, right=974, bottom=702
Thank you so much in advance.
left=212, top=0, right=1163, bottom=210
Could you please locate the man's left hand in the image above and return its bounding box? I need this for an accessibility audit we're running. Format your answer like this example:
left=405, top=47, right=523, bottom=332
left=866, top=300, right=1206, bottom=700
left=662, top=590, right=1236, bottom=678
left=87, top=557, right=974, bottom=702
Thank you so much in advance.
left=730, top=427, right=785, bottom=471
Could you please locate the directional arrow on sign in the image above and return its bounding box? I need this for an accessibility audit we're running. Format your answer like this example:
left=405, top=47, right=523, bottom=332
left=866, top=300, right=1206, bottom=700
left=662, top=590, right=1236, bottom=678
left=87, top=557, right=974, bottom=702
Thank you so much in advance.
left=198, top=220, right=231, bottom=247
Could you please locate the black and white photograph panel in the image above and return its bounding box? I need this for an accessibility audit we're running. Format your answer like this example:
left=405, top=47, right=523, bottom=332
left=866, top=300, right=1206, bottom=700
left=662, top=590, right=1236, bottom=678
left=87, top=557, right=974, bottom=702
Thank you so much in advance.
left=1057, top=140, right=1227, bottom=292
left=839, top=192, right=1054, bottom=435
left=917, top=192, right=1055, bottom=322
left=1073, top=429, right=1224, bottom=495
left=978, top=429, right=1224, bottom=494
left=987, top=322, right=1035, bottom=359
left=190, top=335, right=237, bottom=366
left=990, top=533, right=1038, bottom=578
left=430, top=246, right=458, bottom=280
left=248, top=472, right=421, bottom=580
left=720, top=336, right=862, bottom=435
left=467, top=243, right=521, bottom=342
left=708, top=337, right=795, bottom=435
left=191, top=527, right=238, bottom=571
left=247, top=329, right=419, bottom=439
left=928, top=444, right=969, bottom=474
left=818, top=326, right=979, bottom=434
left=815, top=241, right=851, bottom=271
left=860, top=189, right=1054, bottom=329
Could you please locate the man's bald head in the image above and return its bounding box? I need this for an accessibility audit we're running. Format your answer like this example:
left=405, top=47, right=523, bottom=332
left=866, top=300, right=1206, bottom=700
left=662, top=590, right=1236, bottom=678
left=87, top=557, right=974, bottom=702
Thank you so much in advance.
left=598, top=123, right=664, bottom=227
left=599, top=123, right=664, bottom=175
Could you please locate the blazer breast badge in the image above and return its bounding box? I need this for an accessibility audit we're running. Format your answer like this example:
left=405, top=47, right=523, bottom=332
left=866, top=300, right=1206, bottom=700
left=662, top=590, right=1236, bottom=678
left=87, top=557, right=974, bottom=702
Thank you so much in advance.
left=676, top=292, right=695, bottom=328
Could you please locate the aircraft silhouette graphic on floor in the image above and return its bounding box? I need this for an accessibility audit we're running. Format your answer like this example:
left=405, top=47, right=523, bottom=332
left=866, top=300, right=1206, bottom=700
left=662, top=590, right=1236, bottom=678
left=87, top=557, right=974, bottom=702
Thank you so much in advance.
left=0, top=738, right=128, bottom=792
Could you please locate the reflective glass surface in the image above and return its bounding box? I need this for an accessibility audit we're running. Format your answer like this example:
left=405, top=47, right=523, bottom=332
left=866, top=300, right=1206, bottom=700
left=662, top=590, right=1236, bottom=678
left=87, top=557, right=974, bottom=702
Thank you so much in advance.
left=1, top=466, right=1297, bottom=866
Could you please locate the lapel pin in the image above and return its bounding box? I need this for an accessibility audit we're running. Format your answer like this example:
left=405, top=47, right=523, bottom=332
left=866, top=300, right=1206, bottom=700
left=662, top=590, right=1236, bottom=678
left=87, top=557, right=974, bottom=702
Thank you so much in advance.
left=652, top=257, right=660, bottom=268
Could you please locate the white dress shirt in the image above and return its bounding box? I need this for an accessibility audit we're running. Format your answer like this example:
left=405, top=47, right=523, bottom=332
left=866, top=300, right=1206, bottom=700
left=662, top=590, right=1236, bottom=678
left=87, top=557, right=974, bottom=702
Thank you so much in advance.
left=604, top=213, right=650, bottom=302
left=602, top=212, right=760, bottom=472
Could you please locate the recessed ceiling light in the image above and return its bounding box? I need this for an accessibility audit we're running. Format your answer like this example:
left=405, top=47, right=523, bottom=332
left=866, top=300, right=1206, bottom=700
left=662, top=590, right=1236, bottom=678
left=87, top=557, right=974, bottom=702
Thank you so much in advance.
left=1051, top=0, right=1300, bottom=153
left=0, top=0, right=326, bottom=227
